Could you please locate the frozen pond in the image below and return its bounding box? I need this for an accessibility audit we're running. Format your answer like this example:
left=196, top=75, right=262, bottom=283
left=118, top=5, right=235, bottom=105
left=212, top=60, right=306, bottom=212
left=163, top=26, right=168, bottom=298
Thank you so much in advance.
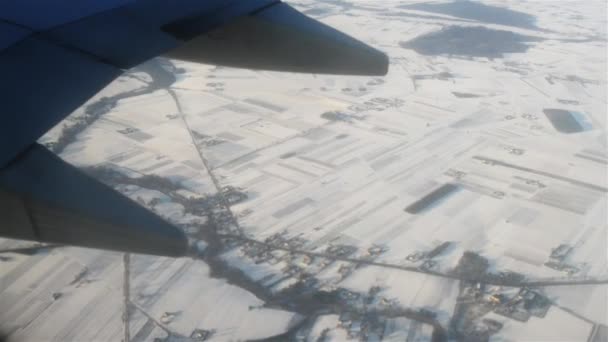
left=405, top=183, right=460, bottom=214
left=402, top=26, right=541, bottom=58
left=543, top=109, right=593, bottom=133
left=401, top=1, right=538, bottom=30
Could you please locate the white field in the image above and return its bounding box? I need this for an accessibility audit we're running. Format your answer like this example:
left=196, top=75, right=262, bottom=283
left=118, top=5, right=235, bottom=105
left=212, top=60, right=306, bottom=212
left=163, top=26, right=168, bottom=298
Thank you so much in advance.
left=0, top=243, right=299, bottom=341
left=6, top=0, right=606, bottom=341
left=486, top=307, right=594, bottom=342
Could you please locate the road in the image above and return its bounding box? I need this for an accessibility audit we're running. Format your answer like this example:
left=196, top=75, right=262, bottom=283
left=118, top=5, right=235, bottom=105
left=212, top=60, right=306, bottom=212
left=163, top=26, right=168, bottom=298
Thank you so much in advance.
left=473, top=156, right=608, bottom=193
left=217, top=233, right=608, bottom=288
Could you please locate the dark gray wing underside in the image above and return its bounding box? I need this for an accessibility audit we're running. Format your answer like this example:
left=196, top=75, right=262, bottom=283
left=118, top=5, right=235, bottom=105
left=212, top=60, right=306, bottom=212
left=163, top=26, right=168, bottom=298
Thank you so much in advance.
left=0, top=0, right=388, bottom=256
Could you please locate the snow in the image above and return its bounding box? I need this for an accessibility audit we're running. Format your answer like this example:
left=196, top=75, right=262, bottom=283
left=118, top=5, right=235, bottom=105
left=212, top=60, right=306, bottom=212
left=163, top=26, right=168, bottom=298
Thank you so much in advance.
left=18, top=0, right=608, bottom=340
left=487, top=307, right=594, bottom=342
left=130, top=256, right=301, bottom=341
left=546, top=285, right=608, bottom=325
left=306, top=315, right=342, bottom=342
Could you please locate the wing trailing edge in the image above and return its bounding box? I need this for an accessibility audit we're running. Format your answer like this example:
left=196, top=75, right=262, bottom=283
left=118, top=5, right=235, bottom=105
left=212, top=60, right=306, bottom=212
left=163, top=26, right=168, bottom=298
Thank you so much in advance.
left=0, top=145, right=190, bottom=257
left=164, top=2, right=389, bottom=76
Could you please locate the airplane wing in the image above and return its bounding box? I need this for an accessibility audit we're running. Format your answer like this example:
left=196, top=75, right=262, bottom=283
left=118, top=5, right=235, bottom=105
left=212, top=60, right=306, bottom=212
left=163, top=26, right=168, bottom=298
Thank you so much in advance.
left=0, top=0, right=388, bottom=256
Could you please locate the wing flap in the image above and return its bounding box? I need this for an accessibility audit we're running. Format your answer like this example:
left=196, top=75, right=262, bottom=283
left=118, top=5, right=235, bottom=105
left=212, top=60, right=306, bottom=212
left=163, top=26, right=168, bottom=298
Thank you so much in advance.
left=0, top=144, right=189, bottom=256
left=0, top=0, right=132, bottom=30
left=0, top=21, right=31, bottom=50
left=43, top=7, right=178, bottom=69
left=0, top=38, right=121, bottom=167
left=164, top=2, right=389, bottom=76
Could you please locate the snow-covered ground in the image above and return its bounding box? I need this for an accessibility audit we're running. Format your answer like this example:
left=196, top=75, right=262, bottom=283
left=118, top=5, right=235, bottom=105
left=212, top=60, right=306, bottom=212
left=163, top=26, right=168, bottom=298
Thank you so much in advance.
left=2, top=0, right=606, bottom=341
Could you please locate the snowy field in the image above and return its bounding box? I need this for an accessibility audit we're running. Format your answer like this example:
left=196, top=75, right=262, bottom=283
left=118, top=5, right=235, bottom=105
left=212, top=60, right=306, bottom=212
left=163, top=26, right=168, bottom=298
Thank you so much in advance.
left=1, top=0, right=607, bottom=341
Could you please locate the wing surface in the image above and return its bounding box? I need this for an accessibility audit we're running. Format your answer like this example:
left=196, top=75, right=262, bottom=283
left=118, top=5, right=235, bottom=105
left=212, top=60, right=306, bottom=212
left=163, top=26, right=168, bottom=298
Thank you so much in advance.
left=0, top=1, right=389, bottom=256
